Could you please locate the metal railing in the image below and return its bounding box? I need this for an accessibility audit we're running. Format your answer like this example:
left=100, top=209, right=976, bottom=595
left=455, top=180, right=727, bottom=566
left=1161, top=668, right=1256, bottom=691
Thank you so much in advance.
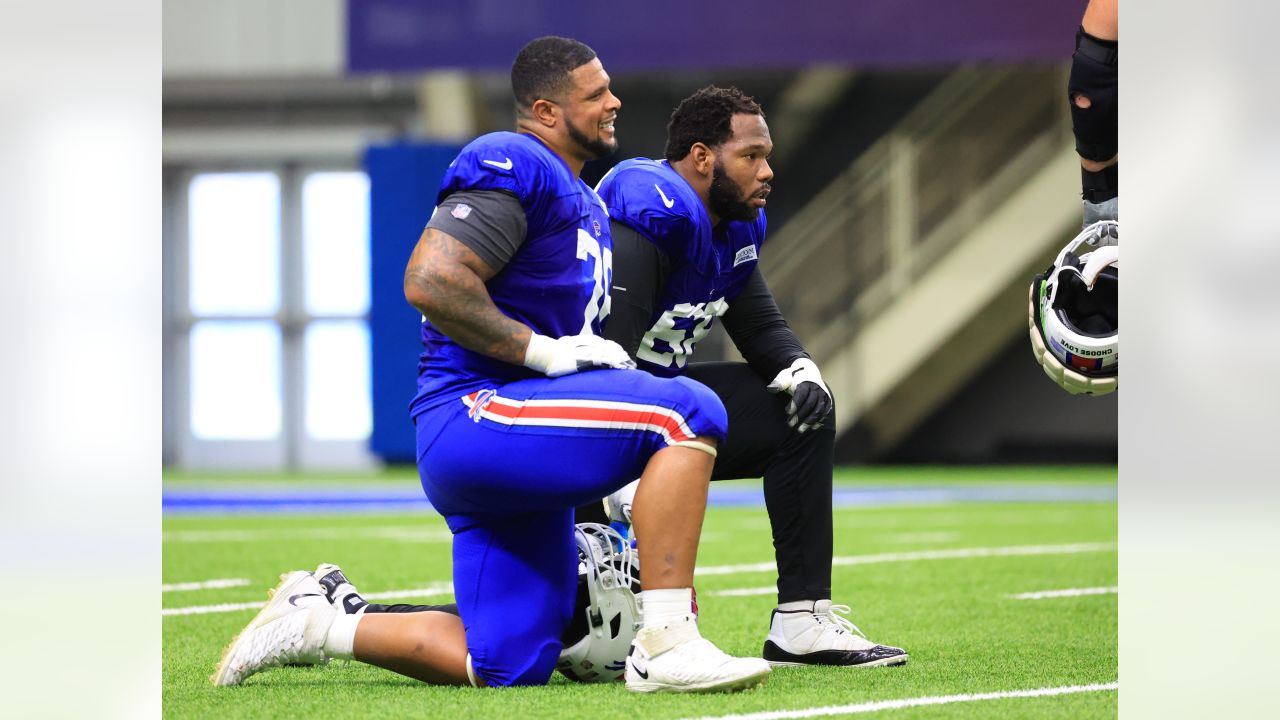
left=761, top=65, right=1072, bottom=362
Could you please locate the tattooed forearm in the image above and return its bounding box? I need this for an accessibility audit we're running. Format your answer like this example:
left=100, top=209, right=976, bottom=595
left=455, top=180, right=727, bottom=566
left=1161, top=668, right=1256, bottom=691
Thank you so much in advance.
left=404, top=228, right=531, bottom=366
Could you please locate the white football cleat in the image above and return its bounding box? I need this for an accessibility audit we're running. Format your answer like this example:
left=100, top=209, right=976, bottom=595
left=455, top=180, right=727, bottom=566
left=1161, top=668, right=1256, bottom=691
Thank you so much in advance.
left=211, top=571, right=337, bottom=686
left=625, top=616, right=770, bottom=693
left=762, top=600, right=907, bottom=668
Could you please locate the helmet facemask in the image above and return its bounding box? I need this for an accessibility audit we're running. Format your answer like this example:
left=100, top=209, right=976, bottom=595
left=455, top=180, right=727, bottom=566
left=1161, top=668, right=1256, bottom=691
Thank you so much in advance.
left=556, top=523, right=641, bottom=682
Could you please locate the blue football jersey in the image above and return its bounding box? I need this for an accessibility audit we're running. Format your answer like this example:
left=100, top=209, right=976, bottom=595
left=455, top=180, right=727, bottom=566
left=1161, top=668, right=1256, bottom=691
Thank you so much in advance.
left=596, top=158, right=766, bottom=377
left=410, top=132, right=614, bottom=416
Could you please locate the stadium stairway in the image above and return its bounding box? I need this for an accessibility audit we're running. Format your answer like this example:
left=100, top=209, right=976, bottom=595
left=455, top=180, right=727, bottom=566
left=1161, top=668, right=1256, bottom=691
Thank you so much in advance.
left=756, top=66, right=1081, bottom=458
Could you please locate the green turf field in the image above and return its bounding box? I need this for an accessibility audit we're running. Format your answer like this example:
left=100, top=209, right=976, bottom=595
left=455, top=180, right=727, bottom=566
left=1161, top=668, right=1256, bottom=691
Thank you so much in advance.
left=163, top=466, right=1117, bottom=719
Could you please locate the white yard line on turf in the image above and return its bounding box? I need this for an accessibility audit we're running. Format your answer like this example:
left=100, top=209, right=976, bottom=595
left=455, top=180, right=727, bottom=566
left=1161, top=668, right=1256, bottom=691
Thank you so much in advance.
left=707, top=586, right=776, bottom=597
left=162, top=600, right=271, bottom=616
left=886, top=531, right=959, bottom=544
left=676, top=682, right=1118, bottom=720
left=711, top=581, right=1119, bottom=601
left=162, top=583, right=456, bottom=616
left=361, top=584, right=455, bottom=601
left=163, top=526, right=451, bottom=543
left=834, top=510, right=1095, bottom=530
left=162, top=543, right=1114, bottom=617
left=1011, top=586, right=1117, bottom=600
left=161, top=578, right=251, bottom=592
left=694, top=542, right=1116, bottom=576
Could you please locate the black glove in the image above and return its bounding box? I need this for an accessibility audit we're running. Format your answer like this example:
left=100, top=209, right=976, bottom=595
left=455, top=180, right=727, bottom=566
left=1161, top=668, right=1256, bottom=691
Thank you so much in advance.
left=766, top=358, right=833, bottom=432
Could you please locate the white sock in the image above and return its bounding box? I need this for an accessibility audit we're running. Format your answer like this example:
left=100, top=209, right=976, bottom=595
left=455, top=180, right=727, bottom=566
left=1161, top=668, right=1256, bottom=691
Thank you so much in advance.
left=324, top=613, right=362, bottom=660
left=777, top=600, right=817, bottom=613
left=640, top=588, right=696, bottom=628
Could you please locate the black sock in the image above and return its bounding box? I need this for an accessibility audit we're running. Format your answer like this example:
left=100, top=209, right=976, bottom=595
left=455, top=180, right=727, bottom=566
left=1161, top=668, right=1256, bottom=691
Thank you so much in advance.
left=361, top=602, right=460, bottom=616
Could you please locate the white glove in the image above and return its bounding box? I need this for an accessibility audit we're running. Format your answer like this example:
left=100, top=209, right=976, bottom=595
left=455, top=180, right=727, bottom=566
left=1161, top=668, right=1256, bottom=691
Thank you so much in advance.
left=523, top=332, right=636, bottom=378
left=767, top=357, right=833, bottom=432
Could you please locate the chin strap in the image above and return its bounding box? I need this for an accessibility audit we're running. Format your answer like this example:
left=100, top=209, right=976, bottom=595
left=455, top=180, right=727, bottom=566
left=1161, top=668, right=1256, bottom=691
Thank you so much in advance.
left=1047, top=243, right=1119, bottom=308
left=1045, top=220, right=1120, bottom=308
left=1080, top=245, right=1119, bottom=287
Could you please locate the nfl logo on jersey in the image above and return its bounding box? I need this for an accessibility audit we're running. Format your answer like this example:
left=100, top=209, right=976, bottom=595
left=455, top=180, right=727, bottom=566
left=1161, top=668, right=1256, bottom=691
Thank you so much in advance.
left=451, top=204, right=473, bottom=220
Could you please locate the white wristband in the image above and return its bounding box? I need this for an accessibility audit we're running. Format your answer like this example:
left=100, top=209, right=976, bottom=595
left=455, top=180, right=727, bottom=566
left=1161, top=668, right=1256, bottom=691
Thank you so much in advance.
left=522, top=332, right=555, bottom=374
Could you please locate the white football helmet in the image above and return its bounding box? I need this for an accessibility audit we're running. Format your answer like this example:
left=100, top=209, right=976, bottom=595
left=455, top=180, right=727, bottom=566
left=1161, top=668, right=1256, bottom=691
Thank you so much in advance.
left=1029, top=220, right=1118, bottom=395
left=556, top=523, right=641, bottom=683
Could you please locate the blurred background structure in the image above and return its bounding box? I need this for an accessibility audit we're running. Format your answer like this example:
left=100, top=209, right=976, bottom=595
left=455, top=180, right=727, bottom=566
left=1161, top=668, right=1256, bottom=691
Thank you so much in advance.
left=162, top=0, right=1114, bottom=470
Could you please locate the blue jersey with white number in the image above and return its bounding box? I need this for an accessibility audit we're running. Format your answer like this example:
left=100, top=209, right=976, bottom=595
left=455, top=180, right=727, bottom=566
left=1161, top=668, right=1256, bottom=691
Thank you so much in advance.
left=410, top=132, right=614, bottom=416
left=596, top=158, right=766, bottom=377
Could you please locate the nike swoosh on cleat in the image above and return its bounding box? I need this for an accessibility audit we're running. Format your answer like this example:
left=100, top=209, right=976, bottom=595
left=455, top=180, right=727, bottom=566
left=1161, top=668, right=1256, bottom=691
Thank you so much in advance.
left=628, top=645, right=649, bottom=678
left=483, top=157, right=513, bottom=170
left=288, top=593, right=324, bottom=607
left=654, top=184, right=675, bottom=209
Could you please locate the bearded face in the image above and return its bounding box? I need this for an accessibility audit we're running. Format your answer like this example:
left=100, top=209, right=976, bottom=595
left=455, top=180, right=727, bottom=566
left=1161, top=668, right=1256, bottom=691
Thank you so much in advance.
left=709, top=160, right=767, bottom=222
left=564, top=112, right=617, bottom=159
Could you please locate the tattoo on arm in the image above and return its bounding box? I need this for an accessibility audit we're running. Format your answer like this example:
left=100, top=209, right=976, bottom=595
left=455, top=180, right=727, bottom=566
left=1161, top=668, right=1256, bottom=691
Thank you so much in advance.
left=403, top=227, right=531, bottom=365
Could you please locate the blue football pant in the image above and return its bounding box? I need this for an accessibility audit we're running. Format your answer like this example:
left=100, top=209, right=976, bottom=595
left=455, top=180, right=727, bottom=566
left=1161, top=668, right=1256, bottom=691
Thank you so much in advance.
left=413, top=368, right=726, bottom=687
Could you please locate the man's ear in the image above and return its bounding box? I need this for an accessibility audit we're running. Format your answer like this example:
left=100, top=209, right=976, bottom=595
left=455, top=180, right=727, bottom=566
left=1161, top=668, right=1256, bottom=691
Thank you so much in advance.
left=689, top=142, right=715, bottom=176
left=530, top=98, right=558, bottom=128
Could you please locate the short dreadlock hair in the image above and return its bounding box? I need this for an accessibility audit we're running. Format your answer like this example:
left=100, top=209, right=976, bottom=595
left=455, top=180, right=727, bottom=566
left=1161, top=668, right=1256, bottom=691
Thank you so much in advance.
left=664, top=86, right=765, bottom=162
left=511, top=36, right=598, bottom=111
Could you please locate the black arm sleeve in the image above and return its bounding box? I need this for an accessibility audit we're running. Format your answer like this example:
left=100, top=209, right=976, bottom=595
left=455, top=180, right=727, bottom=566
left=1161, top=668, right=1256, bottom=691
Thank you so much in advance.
left=721, top=268, right=810, bottom=382
left=602, top=220, right=670, bottom=357
left=424, top=190, right=527, bottom=273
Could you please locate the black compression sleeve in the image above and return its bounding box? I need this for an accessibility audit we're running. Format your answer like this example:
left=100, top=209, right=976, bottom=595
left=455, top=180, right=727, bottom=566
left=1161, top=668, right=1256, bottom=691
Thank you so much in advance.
left=603, top=220, right=669, bottom=357
left=721, top=268, right=809, bottom=382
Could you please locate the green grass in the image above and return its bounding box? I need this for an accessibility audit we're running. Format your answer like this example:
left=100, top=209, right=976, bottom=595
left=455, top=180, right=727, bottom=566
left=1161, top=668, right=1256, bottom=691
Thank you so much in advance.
left=163, top=467, right=1117, bottom=719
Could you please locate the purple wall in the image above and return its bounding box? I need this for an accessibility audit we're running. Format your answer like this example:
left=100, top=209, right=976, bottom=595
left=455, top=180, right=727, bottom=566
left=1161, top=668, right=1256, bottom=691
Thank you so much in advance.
left=347, top=0, right=1086, bottom=74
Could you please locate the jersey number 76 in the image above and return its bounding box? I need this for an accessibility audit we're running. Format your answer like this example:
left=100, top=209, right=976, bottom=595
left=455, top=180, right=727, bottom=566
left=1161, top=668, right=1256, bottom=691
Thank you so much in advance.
left=576, top=229, right=613, bottom=335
